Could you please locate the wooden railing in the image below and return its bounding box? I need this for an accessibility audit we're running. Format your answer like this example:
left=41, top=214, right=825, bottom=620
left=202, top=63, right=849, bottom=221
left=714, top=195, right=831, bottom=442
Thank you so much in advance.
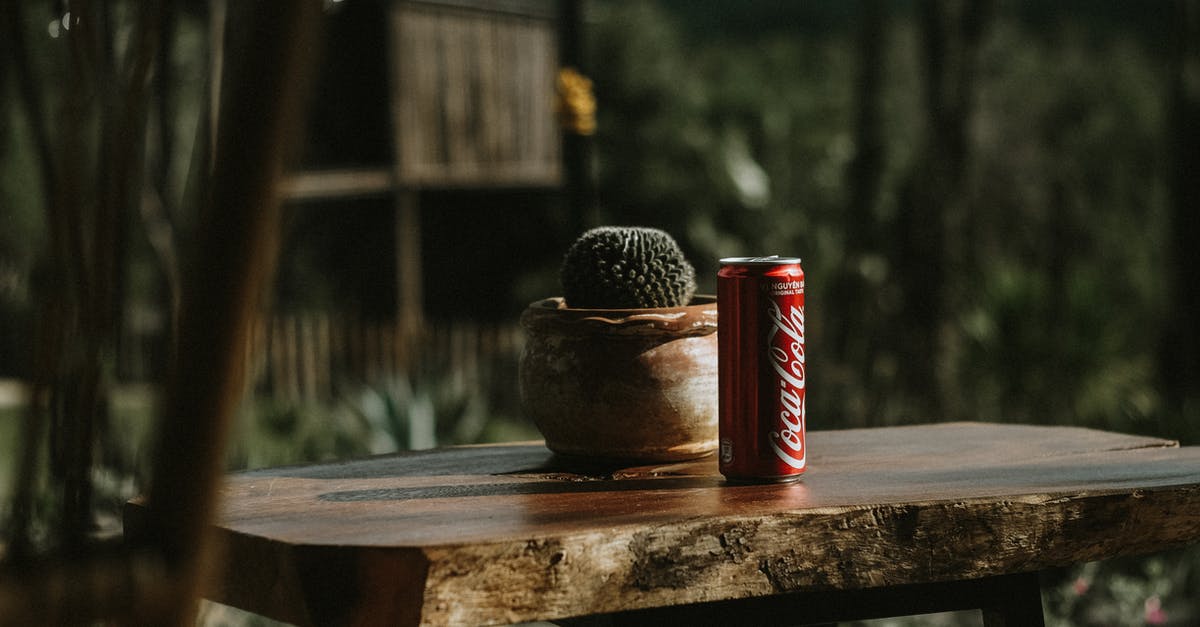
left=250, top=314, right=524, bottom=403
left=120, top=310, right=525, bottom=404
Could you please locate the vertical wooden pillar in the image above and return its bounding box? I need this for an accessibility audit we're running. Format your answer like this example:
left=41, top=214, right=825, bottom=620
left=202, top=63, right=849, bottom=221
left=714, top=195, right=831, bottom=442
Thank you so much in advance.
left=395, top=189, right=423, bottom=370
left=141, top=4, right=321, bottom=624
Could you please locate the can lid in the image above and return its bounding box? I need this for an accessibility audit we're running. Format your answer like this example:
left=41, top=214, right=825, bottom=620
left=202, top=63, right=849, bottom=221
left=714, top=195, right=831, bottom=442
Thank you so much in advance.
left=719, top=255, right=802, bottom=265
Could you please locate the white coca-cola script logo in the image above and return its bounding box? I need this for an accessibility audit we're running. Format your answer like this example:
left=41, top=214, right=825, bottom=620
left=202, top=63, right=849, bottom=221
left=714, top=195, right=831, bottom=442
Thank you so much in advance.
left=766, top=299, right=806, bottom=469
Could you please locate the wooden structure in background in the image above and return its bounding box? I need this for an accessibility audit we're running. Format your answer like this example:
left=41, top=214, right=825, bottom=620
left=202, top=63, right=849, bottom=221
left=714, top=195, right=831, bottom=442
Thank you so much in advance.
left=389, top=0, right=560, bottom=187
left=250, top=315, right=521, bottom=403
left=283, top=0, right=562, bottom=356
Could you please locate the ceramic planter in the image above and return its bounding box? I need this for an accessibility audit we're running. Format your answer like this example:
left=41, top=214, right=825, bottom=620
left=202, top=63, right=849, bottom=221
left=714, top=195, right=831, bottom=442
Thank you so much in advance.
left=519, top=296, right=718, bottom=462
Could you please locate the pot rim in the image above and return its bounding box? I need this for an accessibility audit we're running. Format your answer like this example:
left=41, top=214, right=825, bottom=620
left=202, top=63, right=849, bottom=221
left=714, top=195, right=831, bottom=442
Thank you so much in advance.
left=520, top=295, right=717, bottom=336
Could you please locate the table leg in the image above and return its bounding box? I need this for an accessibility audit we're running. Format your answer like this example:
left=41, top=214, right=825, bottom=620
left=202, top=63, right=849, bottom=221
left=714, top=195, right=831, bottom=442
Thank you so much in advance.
left=980, top=572, right=1045, bottom=627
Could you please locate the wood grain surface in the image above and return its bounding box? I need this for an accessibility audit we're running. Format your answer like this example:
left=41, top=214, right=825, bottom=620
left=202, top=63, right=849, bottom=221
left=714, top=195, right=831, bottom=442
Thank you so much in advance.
left=125, top=422, right=1200, bottom=626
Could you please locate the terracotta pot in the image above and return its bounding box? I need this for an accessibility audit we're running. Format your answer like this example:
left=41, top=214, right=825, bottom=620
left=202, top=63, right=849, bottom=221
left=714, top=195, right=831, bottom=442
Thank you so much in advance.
left=519, top=296, right=718, bottom=462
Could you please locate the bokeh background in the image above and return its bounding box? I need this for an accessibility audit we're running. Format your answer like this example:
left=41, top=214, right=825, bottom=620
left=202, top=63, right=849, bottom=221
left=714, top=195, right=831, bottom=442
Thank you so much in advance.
left=2, top=1, right=1199, bottom=625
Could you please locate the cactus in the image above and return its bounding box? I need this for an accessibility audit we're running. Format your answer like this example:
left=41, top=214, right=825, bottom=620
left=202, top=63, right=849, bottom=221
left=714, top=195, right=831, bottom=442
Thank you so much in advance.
left=561, top=226, right=697, bottom=309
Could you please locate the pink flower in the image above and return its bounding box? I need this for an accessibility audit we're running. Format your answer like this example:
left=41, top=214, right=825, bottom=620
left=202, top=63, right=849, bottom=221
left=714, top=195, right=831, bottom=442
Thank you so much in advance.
left=1072, top=577, right=1090, bottom=596
left=1144, top=595, right=1167, bottom=625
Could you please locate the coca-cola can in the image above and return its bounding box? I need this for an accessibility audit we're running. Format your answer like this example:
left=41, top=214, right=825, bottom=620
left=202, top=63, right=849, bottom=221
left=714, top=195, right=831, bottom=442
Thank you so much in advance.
left=717, top=256, right=807, bottom=482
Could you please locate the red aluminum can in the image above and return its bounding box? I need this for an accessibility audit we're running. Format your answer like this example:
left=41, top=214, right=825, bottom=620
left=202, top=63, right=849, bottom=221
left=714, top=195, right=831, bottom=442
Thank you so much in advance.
left=718, top=256, right=807, bottom=482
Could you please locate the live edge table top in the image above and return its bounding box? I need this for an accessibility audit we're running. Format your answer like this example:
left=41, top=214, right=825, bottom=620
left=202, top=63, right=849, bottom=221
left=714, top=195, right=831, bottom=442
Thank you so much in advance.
left=150, top=422, right=1200, bottom=626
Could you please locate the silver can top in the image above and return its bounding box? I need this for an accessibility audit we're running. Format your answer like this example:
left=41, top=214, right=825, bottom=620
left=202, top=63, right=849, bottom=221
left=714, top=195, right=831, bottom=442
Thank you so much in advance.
left=719, top=255, right=802, bottom=266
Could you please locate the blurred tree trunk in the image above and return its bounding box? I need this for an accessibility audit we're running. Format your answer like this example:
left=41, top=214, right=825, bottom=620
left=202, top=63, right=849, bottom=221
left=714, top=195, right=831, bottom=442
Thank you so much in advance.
left=141, top=3, right=321, bottom=623
left=1162, top=0, right=1200, bottom=419
left=833, top=0, right=886, bottom=426
left=2, top=0, right=159, bottom=560
left=894, top=0, right=990, bottom=419
left=141, top=0, right=184, bottom=350
left=1, top=0, right=55, bottom=564
left=559, top=0, right=594, bottom=236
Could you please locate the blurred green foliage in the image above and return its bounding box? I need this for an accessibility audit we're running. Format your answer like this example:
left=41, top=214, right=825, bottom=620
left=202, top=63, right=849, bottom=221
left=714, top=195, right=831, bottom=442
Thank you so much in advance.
left=587, top=0, right=1192, bottom=443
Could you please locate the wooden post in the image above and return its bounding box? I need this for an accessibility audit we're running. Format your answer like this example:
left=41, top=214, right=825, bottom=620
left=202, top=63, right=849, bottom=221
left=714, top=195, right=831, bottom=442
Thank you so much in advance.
left=395, top=189, right=423, bottom=371
left=140, top=4, right=321, bottom=625
left=981, top=573, right=1046, bottom=627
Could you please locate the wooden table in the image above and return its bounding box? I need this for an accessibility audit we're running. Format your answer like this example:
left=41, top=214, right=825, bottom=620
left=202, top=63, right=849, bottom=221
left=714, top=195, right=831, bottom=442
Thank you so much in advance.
left=126, top=422, right=1200, bottom=626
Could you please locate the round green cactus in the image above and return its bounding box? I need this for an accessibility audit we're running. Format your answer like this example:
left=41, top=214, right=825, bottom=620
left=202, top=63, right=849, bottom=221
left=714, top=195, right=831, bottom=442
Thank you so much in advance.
left=561, top=226, right=697, bottom=309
